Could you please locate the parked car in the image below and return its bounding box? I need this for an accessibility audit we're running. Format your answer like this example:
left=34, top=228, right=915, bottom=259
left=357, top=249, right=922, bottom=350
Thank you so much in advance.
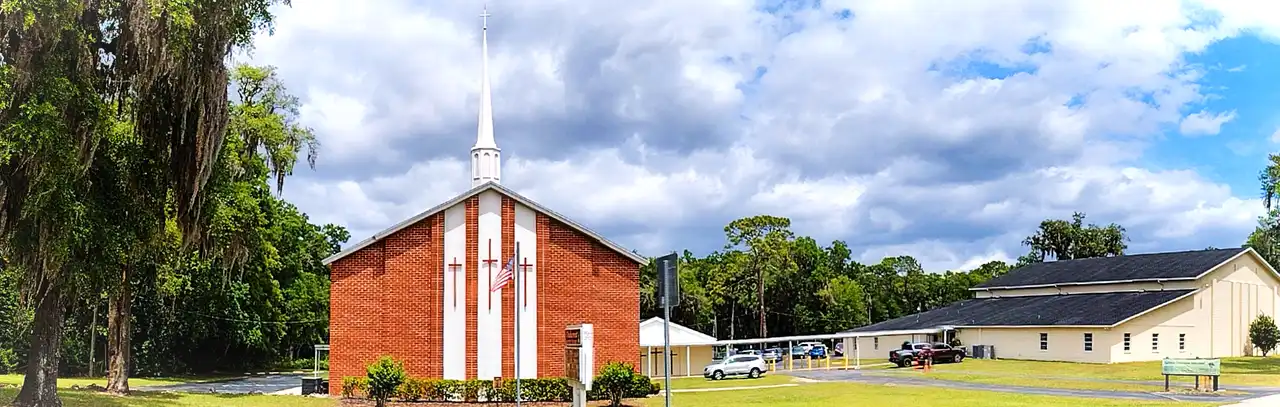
left=703, top=354, right=768, bottom=380
left=833, top=342, right=844, bottom=357
left=808, top=345, right=828, bottom=359
left=738, top=349, right=761, bottom=356
left=797, top=341, right=823, bottom=351
left=789, top=346, right=808, bottom=359
left=762, top=348, right=782, bottom=362
left=889, top=342, right=966, bottom=367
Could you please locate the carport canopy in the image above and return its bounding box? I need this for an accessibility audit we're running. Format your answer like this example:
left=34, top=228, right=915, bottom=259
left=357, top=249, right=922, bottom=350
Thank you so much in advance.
left=712, top=328, right=945, bottom=367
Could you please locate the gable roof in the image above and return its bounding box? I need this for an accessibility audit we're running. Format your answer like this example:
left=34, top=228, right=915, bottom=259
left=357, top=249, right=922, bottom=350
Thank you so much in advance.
left=973, top=247, right=1249, bottom=290
left=640, top=317, right=718, bottom=347
left=844, top=289, right=1196, bottom=333
left=321, top=182, right=648, bottom=265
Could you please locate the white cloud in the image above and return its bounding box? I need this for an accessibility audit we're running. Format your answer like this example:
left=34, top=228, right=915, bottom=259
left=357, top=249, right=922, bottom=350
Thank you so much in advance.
left=1179, top=110, right=1238, bottom=136
left=258, top=0, right=1277, bottom=271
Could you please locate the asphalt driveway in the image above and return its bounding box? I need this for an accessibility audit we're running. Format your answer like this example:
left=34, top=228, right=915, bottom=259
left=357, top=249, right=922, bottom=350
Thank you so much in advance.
left=136, top=373, right=308, bottom=394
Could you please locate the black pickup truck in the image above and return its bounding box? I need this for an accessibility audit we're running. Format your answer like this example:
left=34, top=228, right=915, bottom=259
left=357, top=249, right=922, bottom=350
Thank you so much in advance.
left=889, top=342, right=966, bottom=367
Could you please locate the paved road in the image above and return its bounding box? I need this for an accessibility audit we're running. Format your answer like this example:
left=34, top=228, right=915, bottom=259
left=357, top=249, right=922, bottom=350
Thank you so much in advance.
left=787, top=369, right=1272, bottom=403
left=136, top=374, right=308, bottom=394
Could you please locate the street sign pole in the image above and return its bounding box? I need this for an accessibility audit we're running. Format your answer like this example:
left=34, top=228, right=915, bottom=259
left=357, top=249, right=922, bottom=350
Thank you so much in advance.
left=656, top=252, right=679, bottom=407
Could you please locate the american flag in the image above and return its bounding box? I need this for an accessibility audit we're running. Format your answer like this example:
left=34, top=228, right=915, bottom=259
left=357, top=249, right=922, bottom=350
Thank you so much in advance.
left=491, top=255, right=516, bottom=292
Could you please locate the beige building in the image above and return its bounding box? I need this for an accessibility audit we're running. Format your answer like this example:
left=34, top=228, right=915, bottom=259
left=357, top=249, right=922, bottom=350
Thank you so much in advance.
left=843, top=248, right=1280, bottom=364
left=639, top=317, right=718, bottom=377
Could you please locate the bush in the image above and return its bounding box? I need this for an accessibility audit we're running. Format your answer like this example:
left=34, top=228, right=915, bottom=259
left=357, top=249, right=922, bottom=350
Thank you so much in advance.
left=1251, top=314, right=1280, bottom=356
left=366, top=356, right=408, bottom=407
left=335, top=360, right=652, bottom=404
left=0, top=348, right=18, bottom=374
left=340, top=377, right=368, bottom=398
left=397, top=377, right=429, bottom=401
left=592, top=361, right=645, bottom=407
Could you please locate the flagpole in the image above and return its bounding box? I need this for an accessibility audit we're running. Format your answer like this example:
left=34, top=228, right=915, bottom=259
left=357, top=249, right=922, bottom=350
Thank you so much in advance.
left=515, top=241, right=522, bottom=406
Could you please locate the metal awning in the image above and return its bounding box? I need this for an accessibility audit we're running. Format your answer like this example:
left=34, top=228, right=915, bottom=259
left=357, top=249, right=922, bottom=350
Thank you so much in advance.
left=713, top=328, right=943, bottom=347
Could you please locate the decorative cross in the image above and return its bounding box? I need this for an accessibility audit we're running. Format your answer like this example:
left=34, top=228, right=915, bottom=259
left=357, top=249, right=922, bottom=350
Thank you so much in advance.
left=447, top=257, right=463, bottom=308
left=482, top=239, right=499, bottom=310
left=480, top=5, right=491, bottom=30
left=518, top=257, right=535, bottom=308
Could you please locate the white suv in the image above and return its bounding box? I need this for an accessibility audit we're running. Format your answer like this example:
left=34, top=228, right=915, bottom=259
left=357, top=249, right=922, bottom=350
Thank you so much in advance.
left=703, top=354, right=767, bottom=380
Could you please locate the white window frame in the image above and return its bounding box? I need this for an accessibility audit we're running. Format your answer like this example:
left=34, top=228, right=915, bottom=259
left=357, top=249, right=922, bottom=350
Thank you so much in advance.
left=1084, top=333, right=1093, bottom=352
left=1152, top=333, right=1160, bottom=353
left=1123, top=333, right=1131, bottom=353
left=1039, top=333, right=1048, bottom=351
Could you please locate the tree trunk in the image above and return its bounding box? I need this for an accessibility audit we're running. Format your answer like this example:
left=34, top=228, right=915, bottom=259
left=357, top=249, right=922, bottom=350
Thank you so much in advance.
left=106, top=265, right=132, bottom=395
left=88, top=302, right=98, bottom=377
left=757, top=268, right=767, bottom=338
left=729, top=303, right=735, bottom=340
left=14, top=287, right=65, bottom=407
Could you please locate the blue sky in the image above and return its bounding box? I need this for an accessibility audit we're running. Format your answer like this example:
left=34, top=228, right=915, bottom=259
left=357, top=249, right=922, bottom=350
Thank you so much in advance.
left=246, top=0, right=1280, bottom=272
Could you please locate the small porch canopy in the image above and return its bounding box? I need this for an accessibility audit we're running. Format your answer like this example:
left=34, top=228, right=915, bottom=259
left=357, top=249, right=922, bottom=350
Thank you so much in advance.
left=639, top=317, right=718, bottom=377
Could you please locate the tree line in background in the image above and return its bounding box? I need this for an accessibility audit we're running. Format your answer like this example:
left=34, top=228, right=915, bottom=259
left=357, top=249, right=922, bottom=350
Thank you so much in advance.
left=0, top=1, right=342, bottom=403
left=639, top=212, right=1131, bottom=340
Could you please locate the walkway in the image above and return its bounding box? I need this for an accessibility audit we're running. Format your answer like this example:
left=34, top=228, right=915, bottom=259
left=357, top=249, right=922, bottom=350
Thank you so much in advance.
left=788, top=369, right=1274, bottom=403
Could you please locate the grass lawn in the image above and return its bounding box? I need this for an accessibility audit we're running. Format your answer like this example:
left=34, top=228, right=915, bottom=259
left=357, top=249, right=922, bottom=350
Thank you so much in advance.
left=894, top=371, right=1244, bottom=394
left=924, top=357, right=1280, bottom=387
left=0, top=383, right=1226, bottom=407
left=0, top=374, right=239, bottom=389
left=0, top=388, right=332, bottom=407
left=638, top=381, right=1226, bottom=407
left=662, top=373, right=796, bottom=390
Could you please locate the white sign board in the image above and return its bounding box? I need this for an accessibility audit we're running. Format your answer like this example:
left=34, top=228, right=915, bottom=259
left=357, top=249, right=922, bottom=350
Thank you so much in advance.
left=566, top=324, right=594, bottom=390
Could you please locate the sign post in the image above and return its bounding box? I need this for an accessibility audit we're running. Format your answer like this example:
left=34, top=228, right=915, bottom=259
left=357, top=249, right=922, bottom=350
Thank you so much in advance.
left=565, top=324, right=594, bottom=407
left=655, top=252, right=679, bottom=407
left=1161, top=358, right=1220, bottom=392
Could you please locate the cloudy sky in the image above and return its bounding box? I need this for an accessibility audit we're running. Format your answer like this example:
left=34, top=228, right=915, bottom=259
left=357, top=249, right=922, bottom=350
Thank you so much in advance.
left=244, top=0, right=1280, bottom=272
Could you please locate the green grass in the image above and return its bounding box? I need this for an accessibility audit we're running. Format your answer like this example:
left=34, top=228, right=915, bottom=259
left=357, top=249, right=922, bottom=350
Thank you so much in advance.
left=924, top=357, right=1280, bottom=387
left=638, top=381, right=1225, bottom=406
left=0, top=388, right=332, bottom=407
left=0, top=384, right=1225, bottom=407
left=894, top=371, right=1235, bottom=394
left=0, top=374, right=240, bottom=389
left=663, top=373, right=796, bottom=390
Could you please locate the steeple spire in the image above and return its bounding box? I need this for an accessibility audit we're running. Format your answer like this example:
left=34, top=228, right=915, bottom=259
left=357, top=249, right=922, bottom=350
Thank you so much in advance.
left=471, top=4, right=500, bottom=186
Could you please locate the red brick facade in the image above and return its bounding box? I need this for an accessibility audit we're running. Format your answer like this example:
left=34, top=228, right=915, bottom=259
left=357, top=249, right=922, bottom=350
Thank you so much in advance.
left=328, top=190, right=641, bottom=394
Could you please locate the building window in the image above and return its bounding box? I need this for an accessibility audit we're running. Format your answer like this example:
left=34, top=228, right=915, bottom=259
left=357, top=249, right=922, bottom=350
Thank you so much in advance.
left=1179, top=333, right=1186, bottom=352
left=1123, top=333, right=1131, bottom=352
left=1039, top=333, right=1048, bottom=351
left=1084, top=333, right=1093, bottom=352
left=1152, top=333, right=1160, bottom=352
left=874, top=337, right=879, bottom=350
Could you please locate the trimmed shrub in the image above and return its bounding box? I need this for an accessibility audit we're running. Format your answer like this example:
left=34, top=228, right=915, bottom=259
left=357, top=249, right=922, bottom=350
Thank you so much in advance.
left=336, top=359, right=654, bottom=404
left=340, top=377, right=368, bottom=398
left=366, top=356, right=408, bottom=407
left=592, top=361, right=645, bottom=407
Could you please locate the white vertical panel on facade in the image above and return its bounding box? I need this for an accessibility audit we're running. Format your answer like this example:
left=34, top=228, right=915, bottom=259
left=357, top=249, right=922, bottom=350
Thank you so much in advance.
left=443, top=204, right=467, bottom=380
left=477, top=191, right=503, bottom=379
left=514, top=203, right=538, bottom=379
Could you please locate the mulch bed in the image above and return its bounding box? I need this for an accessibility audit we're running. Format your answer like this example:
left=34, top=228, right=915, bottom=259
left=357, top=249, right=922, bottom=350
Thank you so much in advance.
left=336, top=399, right=644, bottom=407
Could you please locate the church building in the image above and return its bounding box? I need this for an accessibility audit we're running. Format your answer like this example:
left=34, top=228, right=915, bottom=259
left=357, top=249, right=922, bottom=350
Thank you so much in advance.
left=323, top=10, right=644, bottom=391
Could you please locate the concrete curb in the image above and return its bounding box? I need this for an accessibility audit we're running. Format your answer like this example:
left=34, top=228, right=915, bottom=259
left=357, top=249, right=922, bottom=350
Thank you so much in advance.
left=1222, top=393, right=1280, bottom=406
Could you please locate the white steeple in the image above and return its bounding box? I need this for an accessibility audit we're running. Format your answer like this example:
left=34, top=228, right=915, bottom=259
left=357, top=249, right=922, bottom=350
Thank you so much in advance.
left=471, top=4, right=500, bottom=187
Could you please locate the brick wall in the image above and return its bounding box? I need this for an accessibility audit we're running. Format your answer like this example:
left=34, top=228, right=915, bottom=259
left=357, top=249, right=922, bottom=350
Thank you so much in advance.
left=329, top=190, right=641, bottom=394
left=501, top=197, right=516, bottom=378
left=537, top=212, right=641, bottom=377
left=329, top=212, right=445, bottom=395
